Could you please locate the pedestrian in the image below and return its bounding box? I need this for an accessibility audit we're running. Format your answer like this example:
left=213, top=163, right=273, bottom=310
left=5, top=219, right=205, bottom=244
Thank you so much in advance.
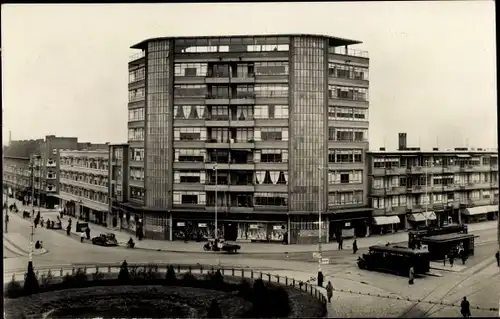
left=326, top=281, right=333, bottom=303
left=448, top=252, right=454, bottom=268
left=408, top=266, right=415, bottom=285
left=80, top=231, right=85, bottom=243
left=443, top=253, right=447, bottom=266
left=85, top=227, right=91, bottom=240
left=352, top=238, right=358, bottom=254
left=460, top=250, right=467, bottom=265
left=460, top=296, right=471, bottom=318
left=495, top=251, right=499, bottom=267
left=317, top=269, right=324, bottom=287
left=66, top=224, right=71, bottom=236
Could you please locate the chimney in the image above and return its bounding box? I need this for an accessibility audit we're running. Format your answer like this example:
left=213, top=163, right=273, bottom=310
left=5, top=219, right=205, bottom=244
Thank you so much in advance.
left=432, top=147, right=439, bottom=151
left=379, top=147, right=386, bottom=151
left=398, top=133, right=407, bottom=151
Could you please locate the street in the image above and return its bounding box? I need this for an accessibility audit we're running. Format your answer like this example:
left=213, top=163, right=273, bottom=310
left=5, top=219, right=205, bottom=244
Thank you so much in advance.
left=4, top=203, right=499, bottom=318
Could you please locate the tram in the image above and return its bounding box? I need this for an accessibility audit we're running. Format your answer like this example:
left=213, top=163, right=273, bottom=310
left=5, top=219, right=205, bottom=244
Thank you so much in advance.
left=420, top=233, right=478, bottom=260
left=408, top=224, right=467, bottom=248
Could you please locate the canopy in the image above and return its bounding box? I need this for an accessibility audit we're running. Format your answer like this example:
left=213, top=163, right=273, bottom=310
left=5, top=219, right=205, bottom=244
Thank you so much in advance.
left=463, top=205, right=498, bottom=216
left=372, top=216, right=401, bottom=226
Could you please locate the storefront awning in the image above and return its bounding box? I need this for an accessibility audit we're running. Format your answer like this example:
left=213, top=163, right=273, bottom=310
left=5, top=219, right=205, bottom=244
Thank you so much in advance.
left=422, top=211, right=437, bottom=220
left=372, top=216, right=401, bottom=225
left=407, top=213, right=426, bottom=222
left=463, top=205, right=498, bottom=216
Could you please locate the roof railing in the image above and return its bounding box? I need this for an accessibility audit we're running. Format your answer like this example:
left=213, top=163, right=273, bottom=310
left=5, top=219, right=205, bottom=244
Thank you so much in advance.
left=331, top=47, right=369, bottom=58
left=129, top=51, right=145, bottom=62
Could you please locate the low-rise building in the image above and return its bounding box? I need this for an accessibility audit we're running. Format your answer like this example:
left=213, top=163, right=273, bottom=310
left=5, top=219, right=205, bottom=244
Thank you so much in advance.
left=3, top=156, right=31, bottom=201
left=367, top=148, right=498, bottom=235
left=56, top=149, right=110, bottom=226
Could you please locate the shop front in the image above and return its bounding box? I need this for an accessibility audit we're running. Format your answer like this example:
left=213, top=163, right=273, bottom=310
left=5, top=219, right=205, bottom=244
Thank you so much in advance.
left=289, top=215, right=327, bottom=245
left=328, top=209, right=371, bottom=242
left=406, top=211, right=437, bottom=229
left=461, top=205, right=497, bottom=224
left=238, top=223, right=287, bottom=243
left=371, top=215, right=401, bottom=235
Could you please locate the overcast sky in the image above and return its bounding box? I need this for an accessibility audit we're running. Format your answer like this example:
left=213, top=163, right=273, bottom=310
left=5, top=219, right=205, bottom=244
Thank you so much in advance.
left=1, top=2, right=497, bottom=150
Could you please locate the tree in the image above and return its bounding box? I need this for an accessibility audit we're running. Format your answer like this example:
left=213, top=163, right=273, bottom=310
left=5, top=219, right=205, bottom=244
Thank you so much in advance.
left=165, top=265, right=176, bottom=284
left=118, top=260, right=130, bottom=282
left=206, top=299, right=223, bottom=318
left=23, top=261, right=39, bottom=295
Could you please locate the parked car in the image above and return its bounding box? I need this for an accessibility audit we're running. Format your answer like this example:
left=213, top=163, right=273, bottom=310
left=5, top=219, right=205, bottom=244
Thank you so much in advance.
left=91, top=233, right=119, bottom=246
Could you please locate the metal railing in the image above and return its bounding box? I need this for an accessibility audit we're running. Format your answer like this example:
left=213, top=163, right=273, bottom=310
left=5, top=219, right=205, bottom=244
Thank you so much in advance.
left=5, top=263, right=327, bottom=313
left=129, top=51, right=145, bottom=62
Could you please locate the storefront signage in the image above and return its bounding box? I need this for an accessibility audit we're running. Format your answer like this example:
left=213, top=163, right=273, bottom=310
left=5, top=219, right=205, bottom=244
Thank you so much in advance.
left=273, top=225, right=284, bottom=230
left=345, top=222, right=351, bottom=227
left=177, top=222, right=185, bottom=227
left=198, top=223, right=207, bottom=228
left=249, top=224, right=260, bottom=229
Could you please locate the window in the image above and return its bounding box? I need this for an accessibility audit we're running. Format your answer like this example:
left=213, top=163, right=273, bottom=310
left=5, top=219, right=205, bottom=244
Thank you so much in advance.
left=235, top=85, right=255, bottom=99
left=328, top=63, right=369, bottom=81
left=254, top=105, right=289, bottom=119
left=234, top=106, right=254, bottom=120
left=234, top=128, right=254, bottom=142
left=175, top=149, right=206, bottom=162
left=259, top=127, right=288, bottom=141
left=329, top=191, right=363, bottom=206
left=128, top=108, right=145, bottom=121
left=328, top=170, right=363, bottom=184
left=254, top=62, right=289, bottom=76
left=173, top=191, right=206, bottom=205
left=328, top=127, right=368, bottom=142
left=128, top=128, right=144, bottom=141
left=130, top=186, right=145, bottom=201
left=174, top=171, right=204, bottom=184
left=254, top=192, right=288, bottom=206
left=328, top=85, right=368, bottom=101
left=254, top=84, right=289, bottom=98
left=255, top=149, right=288, bottom=163
left=255, top=171, right=288, bottom=185
left=129, top=88, right=145, bottom=102
left=130, top=168, right=144, bottom=181
left=129, top=68, right=145, bottom=83
left=209, top=106, right=229, bottom=120
left=328, top=106, right=368, bottom=121
left=209, top=86, right=230, bottom=98
left=174, top=85, right=207, bottom=98
left=174, top=128, right=206, bottom=141
left=174, top=63, right=208, bottom=77
left=174, top=105, right=206, bottom=120
left=247, top=44, right=289, bottom=52
left=210, top=128, right=229, bottom=142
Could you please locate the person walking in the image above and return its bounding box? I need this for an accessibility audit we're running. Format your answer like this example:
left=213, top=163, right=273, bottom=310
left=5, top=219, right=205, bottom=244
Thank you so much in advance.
left=460, top=296, right=471, bottom=317
left=325, top=281, right=333, bottom=303
left=448, top=252, right=455, bottom=268
left=4, top=213, right=9, bottom=233
left=80, top=231, right=86, bottom=243
left=460, top=250, right=468, bottom=265
left=495, top=250, right=499, bottom=267
left=352, top=238, right=358, bottom=254
left=85, top=227, right=91, bottom=240
left=408, top=266, right=415, bottom=285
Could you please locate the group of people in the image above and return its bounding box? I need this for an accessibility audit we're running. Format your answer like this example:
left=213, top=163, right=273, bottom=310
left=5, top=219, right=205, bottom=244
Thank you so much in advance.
left=444, top=244, right=468, bottom=267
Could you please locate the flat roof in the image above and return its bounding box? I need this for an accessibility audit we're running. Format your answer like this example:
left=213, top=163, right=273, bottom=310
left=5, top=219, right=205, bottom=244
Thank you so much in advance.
left=131, top=34, right=362, bottom=50
left=370, top=244, right=429, bottom=254
left=422, top=233, right=476, bottom=242
left=4, top=156, right=30, bottom=160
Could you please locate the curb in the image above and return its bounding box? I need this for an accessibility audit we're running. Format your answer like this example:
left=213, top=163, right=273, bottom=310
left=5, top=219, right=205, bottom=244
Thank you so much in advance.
left=3, top=235, right=48, bottom=256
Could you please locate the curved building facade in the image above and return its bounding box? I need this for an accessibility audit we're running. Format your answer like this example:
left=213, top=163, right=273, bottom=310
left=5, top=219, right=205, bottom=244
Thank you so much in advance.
left=110, top=34, right=370, bottom=244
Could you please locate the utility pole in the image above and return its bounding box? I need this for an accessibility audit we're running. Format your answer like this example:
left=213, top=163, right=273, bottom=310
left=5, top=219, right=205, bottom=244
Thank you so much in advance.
left=213, top=163, right=218, bottom=239
left=317, top=166, right=328, bottom=270
left=424, top=160, right=429, bottom=227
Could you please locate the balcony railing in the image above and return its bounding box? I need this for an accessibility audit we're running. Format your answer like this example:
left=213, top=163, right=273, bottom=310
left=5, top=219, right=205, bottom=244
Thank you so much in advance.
left=129, top=51, right=145, bottom=62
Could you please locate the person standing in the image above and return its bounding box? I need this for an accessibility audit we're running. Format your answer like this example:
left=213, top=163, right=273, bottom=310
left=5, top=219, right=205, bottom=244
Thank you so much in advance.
left=460, top=296, right=471, bottom=317
left=352, top=238, right=358, bottom=254
left=317, top=269, right=324, bottom=287
left=4, top=213, right=9, bottom=233
left=495, top=250, right=499, bottom=267
left=80, top=231, right=85, bottom=243
left=85, top=227, right=91, bottom=240
left=449, top=252, right=455, bottom=268
left=325, top=281, right=333, bottom=303
left=408, top=266, right=415, bottom=285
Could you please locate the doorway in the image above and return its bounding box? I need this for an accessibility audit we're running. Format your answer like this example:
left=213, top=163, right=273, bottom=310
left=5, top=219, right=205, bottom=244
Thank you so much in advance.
left=223, top=222, right=238, bottom=241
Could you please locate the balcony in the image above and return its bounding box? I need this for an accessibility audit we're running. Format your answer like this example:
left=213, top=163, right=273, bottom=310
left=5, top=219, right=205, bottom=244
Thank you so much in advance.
left=384, top=167, right=407, bottom=175
left=386, top=186, right=407, bottom=195
left=129, top=51, right=145, bottom=63
left=229, top=118, right=255, bottom=127
left=204, top=183, right=230, bottom=192
left=370, top=188, right=385, bottom=196
left=230, top=74, right=256, bottom=84
left=229, top=162, right=255, bottom=170
left=230, top=139, right=255, bottom=150
left=46, top=159, right=57, bottom=167
left=229, top=184, right=255, bottom=192
left=204, top=163, right=230, bottom=170
left=410, top=166, right=424, bottom=174
left=205, top=116, right=230, bottom=127
left=204, top=139, right=230, bottom=149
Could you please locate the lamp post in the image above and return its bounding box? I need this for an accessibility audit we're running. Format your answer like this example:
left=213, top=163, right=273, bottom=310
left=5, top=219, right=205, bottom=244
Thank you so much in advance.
left=317, top=166, right=328, bottom=270
left=29, top=155, right=39, bottom=264
left=213, top=163, right=218, bottom=239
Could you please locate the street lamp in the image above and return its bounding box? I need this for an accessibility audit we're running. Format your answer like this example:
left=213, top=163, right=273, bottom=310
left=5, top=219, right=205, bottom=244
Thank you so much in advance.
left=317, top=166, right=328, bottom=271
left=213, top=163, right=218, bottom=239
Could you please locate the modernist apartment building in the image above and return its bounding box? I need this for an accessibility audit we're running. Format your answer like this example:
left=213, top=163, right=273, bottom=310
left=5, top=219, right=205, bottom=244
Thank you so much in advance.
left=55, top=149, right=110, bottom=226
left=367, top=147, right=499, bottom=235
left=111, top=34, right=370, bottom=243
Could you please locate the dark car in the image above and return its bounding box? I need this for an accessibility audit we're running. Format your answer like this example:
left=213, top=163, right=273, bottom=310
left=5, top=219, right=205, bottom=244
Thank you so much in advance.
left=91, top=233, right=119, bottom=246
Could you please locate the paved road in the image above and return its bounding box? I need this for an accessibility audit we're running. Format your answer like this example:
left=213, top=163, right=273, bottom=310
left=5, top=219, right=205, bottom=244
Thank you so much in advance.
left=4, top=208, right=499, bottom=318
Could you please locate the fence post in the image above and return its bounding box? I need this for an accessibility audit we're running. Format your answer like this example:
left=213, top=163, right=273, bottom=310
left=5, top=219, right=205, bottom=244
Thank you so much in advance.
left=211, top=266, right=214, bottom=274
left=108, top=266, right=111, bottom=273
left=232, top=268, right=235, bottom=276
left=72, top=267, right=75, bottom=275
left=250, top=270, right=254, bottom=279
left=95, top=266, right=99, bottom=273
left=267, top=273, right=271, bottom=282
left=285, top=276, right=288, bottom=286
left=60, top=268, right=63, bottom=277
left=177, top=265, right=181, bottom=273
left=188, top=266, right=192, bottom=273
left=277, top=275, right=280, bottom=284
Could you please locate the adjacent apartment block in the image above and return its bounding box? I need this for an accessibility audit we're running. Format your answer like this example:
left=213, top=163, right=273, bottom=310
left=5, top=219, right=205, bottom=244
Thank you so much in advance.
left=3, top=156, right=31, bottom=201
left=55, top=149, right=110, bottom=226
left=110, top=34, right=370, bottom=244
left=367, top=145, right=499, bottom=235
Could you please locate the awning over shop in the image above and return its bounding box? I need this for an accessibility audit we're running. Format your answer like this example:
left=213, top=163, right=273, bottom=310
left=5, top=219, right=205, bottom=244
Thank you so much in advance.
left=372, top=216, right=401, bottom=226
left=422, top=211, right=437, bottom=220
left=463, top=205, right=499, bottom=216
left=456, top=154, right=471, bottom=158
left=407, top=213, right=426, bottom=222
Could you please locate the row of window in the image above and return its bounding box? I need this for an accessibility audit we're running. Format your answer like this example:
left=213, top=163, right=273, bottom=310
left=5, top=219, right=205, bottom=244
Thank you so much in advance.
left=176, top=44, right=289, bottom=54
left=60, top=158, right=108, bottom=171
left=128, top=108, right=145, bottom=122
left=372, top=173, right=498, bottom=189
left=328, top=106, right=368, bottom=121
left=328, top=149, right=364, bottom=163
left=173, top=127, right=289, bottom=142
left=129, top=88, right=145, bottom=102
left=173, top=62, right=289, bottom=77
left=60, top=186, right=108, bottom=204
left=328, top=127, right=368, bottom=142
left=372, top=156, right=498, bottom=168
left=130, top=167, right=145, bottom=181
left=174, top=84, right=289, bottom=99
left=130, top=148, right=145, bottom=161
left=171, top=170, right=289, bottom=185
left=129, top=68, right=145, bottom=83
left=328, top=63, right=369, bottom=81
left=328, top=85, right=368, bottom=102
left=173, top=149, right=289, bottom=163
left=60, top=172, right=108, bottom=187
left=328, top=170, right=363, bottom=184
left=173, top=105, right=289, bottom=120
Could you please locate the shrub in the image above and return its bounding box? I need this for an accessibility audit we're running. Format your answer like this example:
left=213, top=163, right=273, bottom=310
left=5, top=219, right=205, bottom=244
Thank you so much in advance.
left=207, top=299, right=223, bottom=318
left=181, top=272, right=198, bottom=285
left=237, top=279, right=252, bottom=299
left=23, top=261, right=39, bottom=295
left=267, top=286, right=290, bottom=317
left=165, top=265, right=176, bottom=284
left=118, top=260, right=130, bottom=282
left=144, top=264, right=160, bottom=281
left=39, top=269, right=53, bottom=287
left=5, top=274, right=23, bottom=298
left=92, top=270, right=105, bottom=281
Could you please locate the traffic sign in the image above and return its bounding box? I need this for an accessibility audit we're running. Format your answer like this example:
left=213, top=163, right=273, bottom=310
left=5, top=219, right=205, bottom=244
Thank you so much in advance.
left=312, top=252, right=321, bottom=259
left=320, top=258, right=330, bottom=265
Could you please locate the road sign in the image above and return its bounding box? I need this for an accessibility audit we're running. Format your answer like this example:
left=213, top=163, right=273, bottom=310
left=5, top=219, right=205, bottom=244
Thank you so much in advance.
left=312, top=252, right=321, bottom=259
left=320, top=258, right=330, bottom=265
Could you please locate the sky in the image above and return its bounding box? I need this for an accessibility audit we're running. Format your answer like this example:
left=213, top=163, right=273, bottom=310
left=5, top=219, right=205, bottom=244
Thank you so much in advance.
left=1, top=2, right=497, bottom=150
